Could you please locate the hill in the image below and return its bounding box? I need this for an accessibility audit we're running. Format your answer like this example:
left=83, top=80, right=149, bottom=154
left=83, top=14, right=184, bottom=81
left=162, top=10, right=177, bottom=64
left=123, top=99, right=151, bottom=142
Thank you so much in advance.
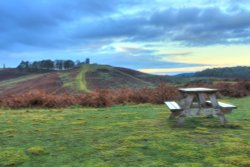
left=174, top=72, right=195, bottom=78
left=86, top=65, right=172, bottom=89
left=175, top=66, right=250, bottom=80
left=0, top=69, right=30, bottom=81
left=0, top=64, right=173, bottom=96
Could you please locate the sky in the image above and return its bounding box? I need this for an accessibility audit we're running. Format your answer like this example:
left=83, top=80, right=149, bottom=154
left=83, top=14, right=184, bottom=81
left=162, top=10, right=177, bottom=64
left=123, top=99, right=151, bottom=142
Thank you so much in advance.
left=0, top=0, right=250, bottom=75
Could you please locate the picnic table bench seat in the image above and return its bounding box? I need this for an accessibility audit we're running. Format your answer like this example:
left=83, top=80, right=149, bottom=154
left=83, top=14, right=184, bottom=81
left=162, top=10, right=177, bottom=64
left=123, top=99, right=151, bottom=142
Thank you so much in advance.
left=206, top=101, right=237, bottom=109
left=165, top=101, right=183, bottom=120
left=164, top=101, right=183, bottom=112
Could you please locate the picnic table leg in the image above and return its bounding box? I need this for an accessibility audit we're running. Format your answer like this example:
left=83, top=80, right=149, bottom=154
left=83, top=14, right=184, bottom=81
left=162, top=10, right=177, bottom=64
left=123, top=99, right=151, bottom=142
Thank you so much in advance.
left=176, top=116, right=185, bottom=127
left=217, top=111, right=227, bottom=125
left=207, top=93, right=218, bottom=117
left=177, top=94, right=194, bottom=127
left=169, top=112, right=176, bottom=120
left=197, top=93, right=206, bottom=115
left=209, top=93, right=227, bottom=125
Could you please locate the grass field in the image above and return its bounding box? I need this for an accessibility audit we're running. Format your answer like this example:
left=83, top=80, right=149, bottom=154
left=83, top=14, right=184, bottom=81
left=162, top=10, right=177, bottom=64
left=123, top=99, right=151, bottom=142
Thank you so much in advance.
left=0, top=97, right=249, bottom=166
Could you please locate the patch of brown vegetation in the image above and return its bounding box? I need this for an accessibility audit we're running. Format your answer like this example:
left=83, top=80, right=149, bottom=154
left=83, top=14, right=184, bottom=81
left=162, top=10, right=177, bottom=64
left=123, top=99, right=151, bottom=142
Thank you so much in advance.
left=1, top=73, right=69, bottom=97
left=0, top=84, right=179, bottom=108
left=0, top=69, right=30, bottom=81
left=215, top=81, right=250, bottom=97
left=86, top=68, right=152, bottom=89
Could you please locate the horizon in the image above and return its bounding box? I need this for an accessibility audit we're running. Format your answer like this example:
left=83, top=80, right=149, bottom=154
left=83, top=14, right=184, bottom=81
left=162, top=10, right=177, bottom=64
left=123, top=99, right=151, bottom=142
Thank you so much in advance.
left=1, top=60, right=248, bottom=76
left=1, top=0, right=250, bottom=75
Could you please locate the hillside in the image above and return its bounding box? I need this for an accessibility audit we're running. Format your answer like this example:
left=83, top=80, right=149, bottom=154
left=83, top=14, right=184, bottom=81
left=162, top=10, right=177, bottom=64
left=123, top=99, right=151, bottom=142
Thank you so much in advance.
left=0, top=64, right=173, bottom=96
left=176, top=66, right=250, bottom=80
left=0, top=69, right=30, bottom=81
left=86, top=65, right=172, bottom=89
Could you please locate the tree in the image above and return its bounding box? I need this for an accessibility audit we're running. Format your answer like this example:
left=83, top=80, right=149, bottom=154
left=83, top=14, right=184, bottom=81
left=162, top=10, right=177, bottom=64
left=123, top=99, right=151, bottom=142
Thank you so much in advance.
left=55, top=60, right=63, bottom=70
left=75, top=60, right=81, bottom=67
left=40, top=60, right=54, bottom=70
left=31, top=61, right=40, bottom=70
left=64, top=60, right=75, bottom=69
left=85, top=58, right=90, bottom=64
left=17, top=61, right=29, bottom=70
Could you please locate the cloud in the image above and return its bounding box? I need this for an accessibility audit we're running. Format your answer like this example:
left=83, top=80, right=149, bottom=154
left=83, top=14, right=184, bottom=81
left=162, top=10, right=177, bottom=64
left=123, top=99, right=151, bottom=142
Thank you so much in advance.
left=71, top=5, right=250, bottom=46
left=90, top=51, right=203, bottom=69
left=0, top=0, right=250, bottom=69
left=71, top=17, right=147, bottom=39
left=160, top=52, right=193, bottom=56
left=138, top=65, right=228, bottom=75
left=150, top=7, right=250, bottom=45
left=1, top=1, right=250, bottom=52
left=0, top=0, right=141, bottom=50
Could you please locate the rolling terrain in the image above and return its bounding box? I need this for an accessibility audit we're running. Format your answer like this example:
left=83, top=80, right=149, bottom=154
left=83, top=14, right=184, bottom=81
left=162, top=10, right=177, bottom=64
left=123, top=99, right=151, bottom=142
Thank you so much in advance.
left=1, top=65, right=249, bottom=97
left=0, top=69, right=30, bottom=81
left=0, top=64, right=173, bottom=96
left=176, top=66, right=250, bottom=80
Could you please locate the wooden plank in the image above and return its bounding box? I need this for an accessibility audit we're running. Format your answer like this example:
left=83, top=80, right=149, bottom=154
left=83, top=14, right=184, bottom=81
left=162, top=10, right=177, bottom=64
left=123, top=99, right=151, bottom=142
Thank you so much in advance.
left=197, top=93, right=206, bottom=114
left=198, top=93, right=206, bottom=106
left=206, top=101, right=237, bottom=109
left=165, top=101, right=182, bottom=111
left=218, top=102, right=237, bottom=109
left=208, top=94, right=220, bottom=108
left=179, top=87, right=218, bottom=93
left=184, top=95, right=194, bottom=109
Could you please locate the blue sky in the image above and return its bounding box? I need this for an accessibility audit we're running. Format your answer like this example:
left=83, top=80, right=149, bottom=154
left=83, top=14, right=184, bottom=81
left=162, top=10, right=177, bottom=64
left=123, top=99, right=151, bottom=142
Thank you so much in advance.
left=1, top=0, right=250, bottom=74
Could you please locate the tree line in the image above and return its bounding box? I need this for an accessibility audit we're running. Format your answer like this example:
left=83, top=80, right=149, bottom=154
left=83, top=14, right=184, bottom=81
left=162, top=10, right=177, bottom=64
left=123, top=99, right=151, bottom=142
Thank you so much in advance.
left=17, top=59, right=90, bottom=71
left=194, top=66, right=250, bottom=80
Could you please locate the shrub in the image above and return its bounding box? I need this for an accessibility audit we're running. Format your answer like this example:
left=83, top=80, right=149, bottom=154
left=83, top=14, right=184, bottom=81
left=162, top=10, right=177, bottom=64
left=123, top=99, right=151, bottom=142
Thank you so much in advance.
left=128, top=88, right=153, bottom=104
left=1, top=81, right=249, bottom=108
left=215, top=81, right=250, bottom=97
left=152, top=83, right=179, bottom=104
left=0, top=84, right=179, bottom=108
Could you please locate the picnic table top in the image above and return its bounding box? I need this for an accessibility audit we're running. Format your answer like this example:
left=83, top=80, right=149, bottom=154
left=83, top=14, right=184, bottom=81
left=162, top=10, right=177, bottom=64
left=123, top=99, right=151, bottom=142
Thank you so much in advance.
left=178, top=87, right=218, bottom=93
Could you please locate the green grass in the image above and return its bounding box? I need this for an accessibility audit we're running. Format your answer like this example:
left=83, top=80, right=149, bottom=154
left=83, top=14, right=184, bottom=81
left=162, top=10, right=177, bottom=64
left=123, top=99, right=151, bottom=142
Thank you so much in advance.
left=59, top=71, right=83, bottom=91
left=76, top=65, right=89, bottom=91
left=60, top=64, right=110, bottom=92
left=60, top=65, right=91, bottom=92
left=0, top=97, right=250, bottom=166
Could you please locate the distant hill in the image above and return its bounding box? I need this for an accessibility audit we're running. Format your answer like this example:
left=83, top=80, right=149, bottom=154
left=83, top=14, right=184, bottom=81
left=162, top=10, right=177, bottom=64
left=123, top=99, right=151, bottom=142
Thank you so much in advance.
left=175, top=66, right=250, bottom=80
left=174, top=72, right=195, bottom=78
left=0, top=64, right=173, bottom=96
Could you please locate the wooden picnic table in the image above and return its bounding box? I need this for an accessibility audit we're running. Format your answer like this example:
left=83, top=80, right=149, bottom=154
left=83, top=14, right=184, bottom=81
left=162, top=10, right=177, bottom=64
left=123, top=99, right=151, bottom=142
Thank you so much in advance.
left=165, top=87, right=237, bottom=126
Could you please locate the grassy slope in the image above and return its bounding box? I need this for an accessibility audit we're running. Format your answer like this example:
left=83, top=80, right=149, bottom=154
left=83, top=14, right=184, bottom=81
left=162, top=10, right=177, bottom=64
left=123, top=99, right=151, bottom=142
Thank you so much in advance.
left=59, top=65, right=92, bottom=92
left=0, top=97, right=249, bottom=166
left=0, top=74, right=44, bottom=93
left=60, top=64, right=115, bottom=92
left=0, top=65, right=174, bottom=94
left=113, top=68, right=154, bottom=87
left=76, top=65, right=89, bottom=91
left=85, top=65, right=162, bottom=89
left=60, top=64, right=156, bottom=91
